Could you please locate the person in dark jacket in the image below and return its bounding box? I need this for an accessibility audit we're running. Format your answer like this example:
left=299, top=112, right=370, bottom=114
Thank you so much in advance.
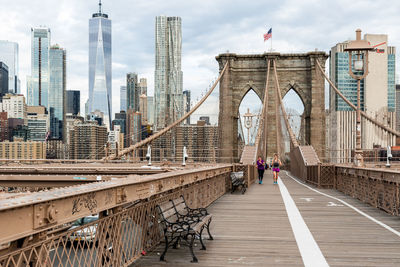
left=256, top=156, right=265, bottom=184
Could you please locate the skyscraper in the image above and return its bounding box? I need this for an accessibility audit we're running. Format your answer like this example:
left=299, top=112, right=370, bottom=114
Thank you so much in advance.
left=139, top=94, right=148, bottom=124
left=27, top=106, right=49, bottom=142
left=396, top=84, right=400, bottom=131
left=88, top=0, right=112, bottom=130
left=328, top=33, right=396, bottom=163
left=0, top=40, right=19, bottom=93
left=0, top=62, right=8, bottom=98
left=147, top=96, right=154, bottom=126
left=126, top=73, right=138, bottom=111
left=154, top=16, right=183, bottom=130
left=183, top=90, right=191, bottom=125
left=66, top=90, right=80, bottom=115
left=139, top=78, right=147, bottom=95
left=28, top=27, right=50, bottom=107
left=49, top=45, right=66, bottom=140
left=120, top=85, right=127, bottom=111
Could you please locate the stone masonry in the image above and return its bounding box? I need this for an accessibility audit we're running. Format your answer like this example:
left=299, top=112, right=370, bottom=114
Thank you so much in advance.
left=216, top=52, right=328, bottom=163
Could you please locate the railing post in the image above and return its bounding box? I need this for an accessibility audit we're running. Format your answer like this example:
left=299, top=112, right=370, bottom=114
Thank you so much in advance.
left=318, top=164, right=321, bottom=188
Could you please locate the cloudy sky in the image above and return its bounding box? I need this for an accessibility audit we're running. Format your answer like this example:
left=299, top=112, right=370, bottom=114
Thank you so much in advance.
left=0, top=0, right=399, bottom=127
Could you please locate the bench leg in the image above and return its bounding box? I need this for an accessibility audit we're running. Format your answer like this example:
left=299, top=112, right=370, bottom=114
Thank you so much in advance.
left=160, top=234, right=169, bottom=261
left=231, top=185, right=236, bottom=193
left=206, top=219, right=214, bottom=240
left=189, top=234, right=198, bottom=263
left=241, top=184, right=247, bottom=194
left=173, top=237, right=180, bottom=249
left=199, top=227, right=206, bottom=250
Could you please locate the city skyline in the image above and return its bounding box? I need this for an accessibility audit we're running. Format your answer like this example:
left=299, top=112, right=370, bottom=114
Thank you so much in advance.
left=0, top=0, right=399, bottom=124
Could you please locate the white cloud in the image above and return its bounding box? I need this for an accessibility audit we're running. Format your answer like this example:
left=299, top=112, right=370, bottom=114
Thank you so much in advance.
left=0, top=0, right=398, bottom=123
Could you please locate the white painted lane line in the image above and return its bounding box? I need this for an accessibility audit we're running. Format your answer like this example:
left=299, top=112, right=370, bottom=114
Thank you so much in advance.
left=285, top=171, right=400, bottom=238
left=278, top=177, right=330, bottom=267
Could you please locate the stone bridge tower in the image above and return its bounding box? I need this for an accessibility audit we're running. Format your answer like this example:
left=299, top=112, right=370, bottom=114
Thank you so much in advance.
left=216, top=52, right=328, bottom=163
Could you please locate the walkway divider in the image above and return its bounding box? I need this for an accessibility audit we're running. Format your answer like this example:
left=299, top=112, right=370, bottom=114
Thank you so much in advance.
left=278, top=176, right=330, bottom=267
left=285, top=171, right=400, bottom=239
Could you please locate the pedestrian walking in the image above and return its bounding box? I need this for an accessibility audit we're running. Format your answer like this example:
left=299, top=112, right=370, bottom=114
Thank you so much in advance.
left=272, top=154, right=282, bottom=184
left=256, top=156, right=265, bottom=184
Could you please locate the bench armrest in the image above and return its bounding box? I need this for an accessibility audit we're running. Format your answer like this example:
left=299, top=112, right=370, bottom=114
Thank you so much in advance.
left=187, top=207, right=208, bottom=216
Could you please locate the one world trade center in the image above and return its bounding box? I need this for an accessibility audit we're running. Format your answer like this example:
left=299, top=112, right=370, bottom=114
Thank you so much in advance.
left=88, top=0, right=112, bottom=130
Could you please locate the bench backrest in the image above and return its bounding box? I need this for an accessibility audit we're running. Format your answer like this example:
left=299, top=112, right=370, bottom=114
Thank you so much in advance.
left=171, top=196, right=188, bottom=215
left=230, top=171, right=244, bottom=180
left=157, top=200, right=179, bottom=224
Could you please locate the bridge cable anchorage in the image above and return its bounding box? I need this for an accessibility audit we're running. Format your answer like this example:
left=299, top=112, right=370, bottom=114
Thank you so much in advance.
left=272, top=59, right=299, bottom=148
left=253, top=59, right=271, bottom=164
left=103, top=62, right=229, bottom=161
left=315, top=59, right=400, bottom=137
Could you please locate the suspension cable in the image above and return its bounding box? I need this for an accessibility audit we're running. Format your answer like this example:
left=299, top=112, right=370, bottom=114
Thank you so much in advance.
left=272, top=59, right=299, bottom=147
left=315, top=59, right=400, bottom=137
left=254, top=59, right=271, bottom=163
left=103, top=62, right=229, bottom=161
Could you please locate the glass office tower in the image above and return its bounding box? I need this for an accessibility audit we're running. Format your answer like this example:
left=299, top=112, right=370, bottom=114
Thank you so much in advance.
left=0, top=40, right=19, bottom=93
left=88, top=1, right=112, bottom=130
left=49, top=45, right=66, bottom=140
left=120, top=86, right=127, bottom=112
left=28, top=27, right=50, bottom=107
left=154, top=16, right=183, bottom=130
left=127, top=72, right=139, bottom=111
left=66, top=90, right=80, bottom=115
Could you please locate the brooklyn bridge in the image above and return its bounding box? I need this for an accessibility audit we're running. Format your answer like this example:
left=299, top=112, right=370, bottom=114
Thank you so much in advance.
left=1, top=51, right=400, bottom=267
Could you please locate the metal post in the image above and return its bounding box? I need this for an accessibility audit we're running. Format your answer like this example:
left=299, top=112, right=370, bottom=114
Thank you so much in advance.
left=243, top=108, right=254, bottom=145
left=182, top=146, right=188, bottom=166
left=146, top=145, right=152, bottom=166
left=343, top=29, right=374, bottom=167
left=386, top=146, right=392, bottom=168
left=355, top=78, right=363, bottom=166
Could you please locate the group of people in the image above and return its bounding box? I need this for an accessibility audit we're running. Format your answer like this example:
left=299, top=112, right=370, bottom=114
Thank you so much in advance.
left=256, top=154, right=281, bottom=185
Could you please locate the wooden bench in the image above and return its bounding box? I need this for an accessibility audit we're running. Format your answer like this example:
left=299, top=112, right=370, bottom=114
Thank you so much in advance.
left=171, top=196, right=213, bottom=240
left=230, top=171, right=246, bottom=194
left=156, top=196, right=213, bottom=262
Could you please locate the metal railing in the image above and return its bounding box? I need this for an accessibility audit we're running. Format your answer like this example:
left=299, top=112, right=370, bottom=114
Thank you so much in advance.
left=335, top=166, right=400, bottom=216
left=0, top=164, right=253, bottom=266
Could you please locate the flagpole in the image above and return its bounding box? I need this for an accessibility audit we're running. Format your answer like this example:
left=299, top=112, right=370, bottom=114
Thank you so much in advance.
left=270, top=35, right=272, bottom=52
left=270, top=27, right=273, bottom=52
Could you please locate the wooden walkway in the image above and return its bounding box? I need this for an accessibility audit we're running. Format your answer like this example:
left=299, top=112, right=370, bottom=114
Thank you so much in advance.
left=132, top=170, right=400, bottom=266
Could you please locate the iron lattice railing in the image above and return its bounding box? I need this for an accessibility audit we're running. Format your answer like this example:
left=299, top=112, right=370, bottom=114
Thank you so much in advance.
left=0, top=171, right=230, bottom=266
left=335, top=167, right=400, bottom=216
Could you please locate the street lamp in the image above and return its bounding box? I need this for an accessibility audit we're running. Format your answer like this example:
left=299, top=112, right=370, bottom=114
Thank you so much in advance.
left=243, top=108, right=255, bottom=144
left=344, top=29, right=374, bottom=167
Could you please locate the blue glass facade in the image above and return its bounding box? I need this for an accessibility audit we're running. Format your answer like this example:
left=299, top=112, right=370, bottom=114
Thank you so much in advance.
left=89, top=8, right=112, bottom=130
left=49, top=46, right=66, bottom=140
left=334, top=52, right=364, bottom=111
left=28, top=27, right=50, bottom=107
left=388, top=54, right=395, bottom=112
left=0, top=41, right=19, bottom=94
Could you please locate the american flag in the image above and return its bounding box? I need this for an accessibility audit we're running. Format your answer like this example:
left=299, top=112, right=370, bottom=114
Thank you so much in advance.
left=264, top=28, right=272, bottom=42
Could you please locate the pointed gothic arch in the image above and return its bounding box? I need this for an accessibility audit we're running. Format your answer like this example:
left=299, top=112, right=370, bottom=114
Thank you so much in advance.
left=216, top=52, right=328, bottom=162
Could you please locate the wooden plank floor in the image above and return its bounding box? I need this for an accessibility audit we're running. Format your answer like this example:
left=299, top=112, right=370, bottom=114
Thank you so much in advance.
left=132, top=170, right=400, bottom=267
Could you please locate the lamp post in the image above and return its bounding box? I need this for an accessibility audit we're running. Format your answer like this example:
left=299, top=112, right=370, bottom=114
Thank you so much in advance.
left=344, top=29, right=374, bottom=167
left=243, top=108, right=255, bottom=144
